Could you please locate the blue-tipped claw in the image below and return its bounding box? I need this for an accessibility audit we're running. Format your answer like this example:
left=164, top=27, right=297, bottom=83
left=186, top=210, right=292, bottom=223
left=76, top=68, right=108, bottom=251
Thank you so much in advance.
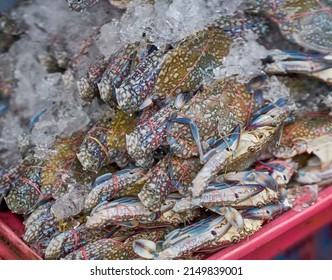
left=265, top=50, right=328, bottom=63
left=224, top=207, right=244, bottom=232
left=242, top=203, right=285, bottom=220
left=93, top=173, right=113, bottom=187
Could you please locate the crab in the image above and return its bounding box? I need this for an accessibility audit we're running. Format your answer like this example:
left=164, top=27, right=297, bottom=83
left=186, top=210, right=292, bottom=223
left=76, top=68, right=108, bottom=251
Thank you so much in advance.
left=137, top=155, right=203, bottom=212
left=84, top=166, right=148, bottom=212
left=296, top=156, right=332, bottom=184
left=76, top=109, right=138, bottom=173
left=4, top=132, right=95, bottom=215
left=85, top=196, right=197, bottom=229
left=132, top=213, right=243, bottom=260
left=273, top=114, right=332, bottom=169
left=77, top=40, right=158, bottom=105
left=0, top=13, right=23, bottom=53
left=116, top=12, right=268, bottom=114
left=62, top=227, right=169, bottom=260
left=126, top=76, right=265, bottom=169
left=0, top=160, right=29, bottom=206
left=191, top=97, right=289, bottom=197
left=133, top=198, right=290, bottom=260
left=97, top=42, right=142, bottom=106
left=135, top=95, right=290, bottom=212
left=44, top=223, right=122, bottom=259
left=77, top=56, right=112, bottom=103
left=169, top=157, right=295, bottom=215
left=22, top=183, right=94, bottom=245
left=245, top=0, right=332, bottom=84
left=246, top=0, right=332, bottom=53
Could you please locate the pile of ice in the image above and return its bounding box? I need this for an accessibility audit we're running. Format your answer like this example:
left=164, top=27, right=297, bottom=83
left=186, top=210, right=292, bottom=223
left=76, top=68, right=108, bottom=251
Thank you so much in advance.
left=97, top=0, right=244, bottom=55
left=0, top=0, right=119, bottom=165
left=213, top=31, right=270, bottom=82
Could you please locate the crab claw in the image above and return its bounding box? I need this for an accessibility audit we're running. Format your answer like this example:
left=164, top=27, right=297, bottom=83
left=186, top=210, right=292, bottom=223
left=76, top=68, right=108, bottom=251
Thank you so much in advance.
left=225, top=207, right=244, bottom=232
left=264, top=60, right=332, bottom=85
left=224, top=171, right=278, bottom=192
left=249, top=98, right=287, bottom=129
left=191, top=127, right=240, bottom=198
left=256, top=160, right=296, bottom=187
left=242, top=202, right=285, bottom=221
left=133, top=239, right=159, bottom=260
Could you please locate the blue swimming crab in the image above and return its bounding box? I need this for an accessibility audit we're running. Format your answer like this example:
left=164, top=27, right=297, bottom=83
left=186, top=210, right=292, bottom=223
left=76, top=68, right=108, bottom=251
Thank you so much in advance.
left=271, top=113, right=332, bottom=188
left=295, top=155, right=332, bottom=184
left=0, top=163, right=26, bottom=206
left=127, top=76, right=262, bottom=169
left=246, top=0, right=332, bottom=53
left=170, top=157, right=295, bottom=215
left=116, top=13, right=268, bottom=114
left=44, top=223, right=123, bottom=259
left=77, top=39, right=160, bottom=106
left=77, top=56, right=112, bottom=103
left=273, top=114, right=332, bottom=169
left=23, top=187, right=111, bottom=250
left=84, top=166, right=148, bottom=211
left=246, top=0, right=332, bottom=84
left=4, top=132, right=95, bottom=215
left=133, top=199, right=289, bottom=260
left=135, top=95, right=289, bottom=212
left=62, top=227, right=169, bottom=260
left=191, top=97, right=289, bottom=197
left=0, top=13, right=23, bottom=53
left=77, top=109, right=138, bottom=173
left=137, top=155, right=203, bottom=212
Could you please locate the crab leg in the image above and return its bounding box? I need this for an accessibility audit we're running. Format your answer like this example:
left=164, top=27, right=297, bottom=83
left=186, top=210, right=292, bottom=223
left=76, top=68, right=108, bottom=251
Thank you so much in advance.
left=190, top=128, right=240, bottom=197
left=223, top=171, right=278, bottom=192
left=265, top=50, right=331, bottom=63
left=263, top=51, right=332, bottom=84
left=167, top=115, right=205, bottom=163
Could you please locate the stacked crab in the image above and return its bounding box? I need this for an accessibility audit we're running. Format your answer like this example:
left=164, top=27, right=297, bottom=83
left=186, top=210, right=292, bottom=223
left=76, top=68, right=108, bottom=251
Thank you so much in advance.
left=1, top=0, right=332, bottom=260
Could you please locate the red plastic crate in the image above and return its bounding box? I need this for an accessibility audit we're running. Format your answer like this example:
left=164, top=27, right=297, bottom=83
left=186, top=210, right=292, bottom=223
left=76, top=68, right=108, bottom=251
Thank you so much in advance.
left=0, top=212, right=41, bottom=260
left=0, top=186, right=332, bottom=260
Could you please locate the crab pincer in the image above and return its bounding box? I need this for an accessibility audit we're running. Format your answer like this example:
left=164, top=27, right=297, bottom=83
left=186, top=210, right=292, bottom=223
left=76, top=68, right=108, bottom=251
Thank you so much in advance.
left=190, top=127, right=241, bottom=198
left=84, top=166, right=148, bottom=212
left=242, top=202, right=289, bottom=221
left=133, top=211, right=243, bottom=260
left=85, top=197, right=175, bottom=229
left=191, top=98, right=289, bottom=198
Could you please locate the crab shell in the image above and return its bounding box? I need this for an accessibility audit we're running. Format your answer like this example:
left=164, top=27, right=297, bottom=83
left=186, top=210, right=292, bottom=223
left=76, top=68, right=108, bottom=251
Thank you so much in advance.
left=248, top=0, right=332, bottom=53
